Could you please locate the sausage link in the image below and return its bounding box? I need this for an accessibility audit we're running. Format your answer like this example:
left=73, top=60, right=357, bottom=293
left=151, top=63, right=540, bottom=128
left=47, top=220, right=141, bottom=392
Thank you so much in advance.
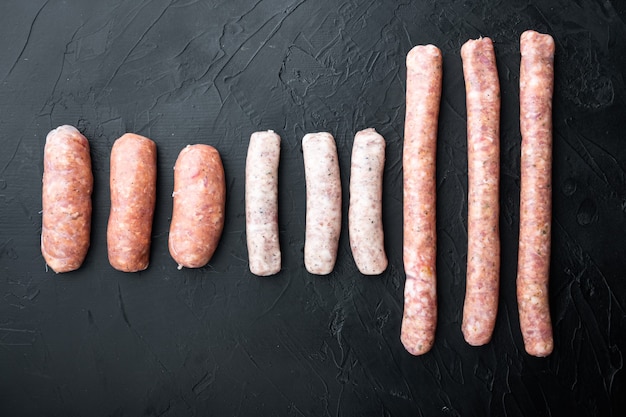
left=107, top=133, right=157, bottom=272
left=302, top=132, right=341, bottom=275
left=461, top=37, right=501, bottom=346
left=169, top=144, right=225, bottom=269
left=517, top=30, right=555, bottom=357
left=349, top=128, right=387, bottom=275
left=41, top=125, right=93, bottom=273
left=246, top=131, right=281, bottom=276
left=401, top=45, right=442, bottom=355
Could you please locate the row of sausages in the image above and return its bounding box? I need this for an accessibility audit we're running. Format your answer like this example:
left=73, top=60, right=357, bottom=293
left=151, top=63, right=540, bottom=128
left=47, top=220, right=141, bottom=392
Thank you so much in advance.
left=400, top=30, right=555, bottom=358
left=41, top=127, right=388, bottom=275
left=42, top=131, right=226, bottom=273
left=247, top=129, right=387, bottom=276
left=40, top=29, right=554, bottom=357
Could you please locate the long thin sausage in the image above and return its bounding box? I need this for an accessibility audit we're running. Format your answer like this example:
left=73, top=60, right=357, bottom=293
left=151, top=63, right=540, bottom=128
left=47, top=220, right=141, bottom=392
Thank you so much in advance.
left=461, top=37, right=501, bottom=346
left=169, top=144, right=225, bottom=269
left=107, top=133, right=157, bottom=272
left=246, top=131, right=281, bottom=276
left=517, top=30, right=555, bottom=357
left=302, top=132, right=341, bottom=275
left=349, top=128, right=387, bottom=275
left=401, top=45, right=442, bottom=355
left=41, top=125, right=93, bottom=273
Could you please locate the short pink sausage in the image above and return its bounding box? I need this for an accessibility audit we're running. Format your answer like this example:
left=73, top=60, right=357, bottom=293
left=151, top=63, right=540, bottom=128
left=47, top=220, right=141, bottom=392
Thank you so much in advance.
left=169, top=144, right=225, bottom=269
left=41, top=125, right=93, bottom=273
left=107, top=133, right=157, bottom=272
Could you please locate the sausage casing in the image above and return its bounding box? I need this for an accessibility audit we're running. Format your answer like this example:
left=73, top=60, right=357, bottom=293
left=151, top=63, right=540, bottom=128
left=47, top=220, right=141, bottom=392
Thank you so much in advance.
left=246, top=131, right=281, bottom=276
left=349, top=128, right=387, bottom=275
left=401, top=45, right=442, bottom=355
left=302, top=132, right=341, bottom=275
left=169, top=144, right=225, bottom=269
left=517, top=30, right=555, bottom=357
left=107, top=133, right=157, bottom=272
left=41, top=125, right=93, bottom=273
left=460, top=37, right=501, bottom=346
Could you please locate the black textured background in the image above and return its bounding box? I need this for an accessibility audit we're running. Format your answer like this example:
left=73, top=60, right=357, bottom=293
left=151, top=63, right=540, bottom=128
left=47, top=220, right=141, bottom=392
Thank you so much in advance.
left=1, top=0, right=625, bottom=416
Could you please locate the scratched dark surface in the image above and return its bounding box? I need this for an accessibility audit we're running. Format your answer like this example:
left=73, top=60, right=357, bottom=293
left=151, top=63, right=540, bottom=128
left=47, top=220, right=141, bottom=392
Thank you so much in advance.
left=1, top=0, right=625, bottom=416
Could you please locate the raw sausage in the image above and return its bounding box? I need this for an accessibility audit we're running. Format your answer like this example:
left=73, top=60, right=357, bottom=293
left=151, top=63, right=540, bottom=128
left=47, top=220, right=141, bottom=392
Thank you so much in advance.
left=461, top=37, right=501, bottom=346
left=302, top=132, right=341, bottom=275
left=517, top=30, right=555, bottom=357
left=169, top=145, right=225, bottom=269
left=107, top=133, right=157, bottom=272
left=349, top=128, right=387, bottom=275
left=246, top=131, right=281, bottom=276
left=41, top=125, right=93, bottom=273
left=169, top=144, right=225, bottom=269
left=401, top=45, right=442, bottom=355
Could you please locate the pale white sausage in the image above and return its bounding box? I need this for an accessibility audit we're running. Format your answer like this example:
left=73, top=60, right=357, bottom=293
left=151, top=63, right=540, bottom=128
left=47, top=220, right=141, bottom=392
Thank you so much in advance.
left=349, top=128, right=387, bottom=275
left=246, top=130, right=281, bottom=276
left=302, top=132, right=341, bottom=275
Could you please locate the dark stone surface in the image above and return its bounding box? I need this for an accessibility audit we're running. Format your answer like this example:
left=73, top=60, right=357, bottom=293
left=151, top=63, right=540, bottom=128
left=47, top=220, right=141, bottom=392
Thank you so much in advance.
left=1, top=0, right=625, bottom=415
